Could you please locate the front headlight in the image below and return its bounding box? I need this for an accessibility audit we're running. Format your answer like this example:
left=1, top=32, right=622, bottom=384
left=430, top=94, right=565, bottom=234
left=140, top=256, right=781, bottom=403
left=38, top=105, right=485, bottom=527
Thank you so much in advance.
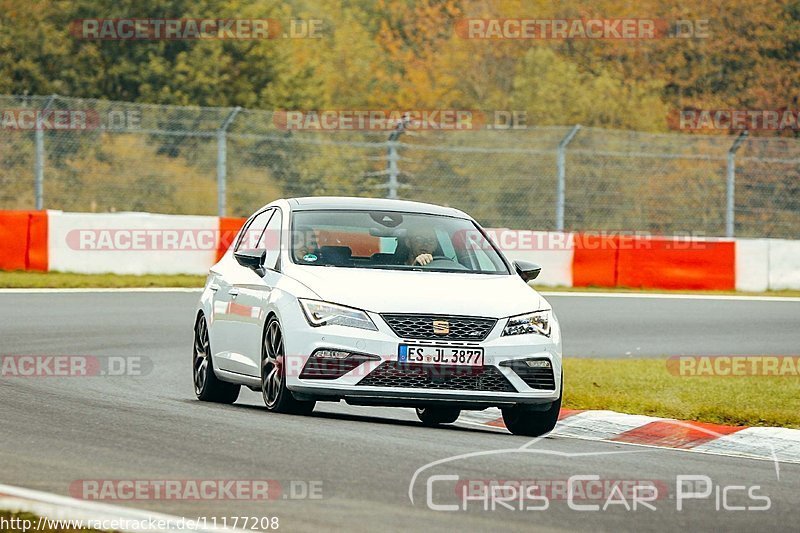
left=299, top=299, right=378, bottom=331
left=502, top=310, right=552, bottom=337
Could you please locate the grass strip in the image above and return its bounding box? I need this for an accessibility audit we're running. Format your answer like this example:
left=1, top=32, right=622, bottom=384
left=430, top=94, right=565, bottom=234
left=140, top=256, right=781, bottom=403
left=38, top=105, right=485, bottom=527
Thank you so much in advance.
left=3, top=271, right=799, bottom=297
left=564, top=358, right=800, bottom=429
left=0, top=271, right=205, bottom=288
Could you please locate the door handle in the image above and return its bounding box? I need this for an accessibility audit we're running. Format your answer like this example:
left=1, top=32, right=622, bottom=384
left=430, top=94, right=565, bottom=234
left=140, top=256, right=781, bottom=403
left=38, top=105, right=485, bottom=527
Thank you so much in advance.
left=209, top=284, right=220, bottom=292
left=228, top=288, right=240, bottom=298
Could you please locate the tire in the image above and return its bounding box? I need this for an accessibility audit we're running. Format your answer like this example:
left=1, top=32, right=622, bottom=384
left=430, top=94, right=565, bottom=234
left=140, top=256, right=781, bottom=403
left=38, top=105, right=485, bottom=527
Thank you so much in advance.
left=416, top=407, right=461, bottom=426
left=261, top=317, right=315, bottom=415
left=501, top=394, right=561, bottom=437
left=193, top=313, right=240, bottom=404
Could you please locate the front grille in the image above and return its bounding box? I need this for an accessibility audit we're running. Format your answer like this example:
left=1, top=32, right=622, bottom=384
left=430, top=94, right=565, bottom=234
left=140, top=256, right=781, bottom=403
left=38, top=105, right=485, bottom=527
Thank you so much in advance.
left=500, top=359, right=556, bottom=390
left=357, top=362, right=516, bottom=392
left=381, top=314, right=497, bottom=341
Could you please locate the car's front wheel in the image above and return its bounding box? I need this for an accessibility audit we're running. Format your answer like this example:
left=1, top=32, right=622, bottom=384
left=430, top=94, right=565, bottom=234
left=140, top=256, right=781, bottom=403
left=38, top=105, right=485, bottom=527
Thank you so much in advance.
left=415, top=407, right=461, bottom=426
left=193, top=313, right=240, bottom=404
left=261, top=317, right=315, bottom=415
left=501, top=394, right=561, bottom=437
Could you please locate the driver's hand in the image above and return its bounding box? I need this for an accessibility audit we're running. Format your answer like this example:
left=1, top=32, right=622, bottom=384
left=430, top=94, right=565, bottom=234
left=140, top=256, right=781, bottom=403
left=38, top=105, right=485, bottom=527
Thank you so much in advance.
left=414, top=253, right=433, bottom=266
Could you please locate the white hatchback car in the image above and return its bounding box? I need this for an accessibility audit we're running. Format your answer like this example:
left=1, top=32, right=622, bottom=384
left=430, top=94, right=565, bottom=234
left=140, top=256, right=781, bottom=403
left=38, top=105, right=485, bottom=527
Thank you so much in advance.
left=193, top=197, right=563, bottom=436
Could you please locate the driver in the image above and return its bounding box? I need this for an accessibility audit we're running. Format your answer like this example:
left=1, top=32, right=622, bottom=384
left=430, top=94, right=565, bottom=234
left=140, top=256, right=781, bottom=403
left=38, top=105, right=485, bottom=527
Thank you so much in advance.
left=404, top=227, right=438, bottom=266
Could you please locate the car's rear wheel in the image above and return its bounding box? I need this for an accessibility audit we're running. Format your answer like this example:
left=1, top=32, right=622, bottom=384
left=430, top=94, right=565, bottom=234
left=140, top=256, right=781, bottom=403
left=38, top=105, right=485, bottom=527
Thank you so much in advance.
left=261, top=317, right=315, bottom=415
left=415, top=407, right=461, bottom=426
left=193, top=313, right=240, bottom=404
left=501, top=394, right=561, bottom=437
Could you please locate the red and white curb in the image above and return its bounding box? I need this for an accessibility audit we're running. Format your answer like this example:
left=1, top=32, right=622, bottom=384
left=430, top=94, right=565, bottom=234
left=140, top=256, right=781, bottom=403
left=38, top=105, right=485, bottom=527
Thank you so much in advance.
left=0, top=483, right=244, bottom=533
left=460, top=409, right=800, bottom=465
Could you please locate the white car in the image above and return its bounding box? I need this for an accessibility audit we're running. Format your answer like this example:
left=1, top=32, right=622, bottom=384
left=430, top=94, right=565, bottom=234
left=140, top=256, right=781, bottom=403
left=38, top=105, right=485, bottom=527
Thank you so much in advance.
left=193, top=197, right=563, bottom=436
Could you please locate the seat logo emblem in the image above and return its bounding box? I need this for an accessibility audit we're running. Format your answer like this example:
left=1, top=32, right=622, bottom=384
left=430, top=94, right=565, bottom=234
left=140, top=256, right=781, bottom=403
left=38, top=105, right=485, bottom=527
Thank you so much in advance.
left=432, top=320, right=450, bottom=335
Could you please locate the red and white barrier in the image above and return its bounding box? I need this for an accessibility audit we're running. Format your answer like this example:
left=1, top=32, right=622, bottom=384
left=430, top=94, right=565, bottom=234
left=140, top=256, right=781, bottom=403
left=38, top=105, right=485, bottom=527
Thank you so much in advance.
left=48, top=211, right=219, bottom=275
left=735, top=239, right=770, bottom=292
left=502, top=231, right=740, bottom=291
left=487, top=230, right=573, bottom=287
left=1, top=210, right=800, bottom=291
left=767, top=239, right=800, bottom=290
left=0, top=210, right=48, bottom=271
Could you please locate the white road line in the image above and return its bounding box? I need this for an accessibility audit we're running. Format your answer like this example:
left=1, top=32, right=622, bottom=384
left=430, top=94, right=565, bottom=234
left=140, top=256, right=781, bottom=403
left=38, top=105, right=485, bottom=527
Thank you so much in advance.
left=692, top=427, right=800, bottom=464
left=541, top=291, right=800, bottom=302
left=0, top=288, right=202, bottom=294
left=0, top=483, right=244, bottom=532
left=0, top=288, right=798, bottom=301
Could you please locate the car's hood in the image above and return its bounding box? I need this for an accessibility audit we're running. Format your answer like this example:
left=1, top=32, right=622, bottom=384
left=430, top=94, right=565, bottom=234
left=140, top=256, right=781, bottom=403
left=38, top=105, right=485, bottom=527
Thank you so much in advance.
left=285, top=265, right=545, bottom=317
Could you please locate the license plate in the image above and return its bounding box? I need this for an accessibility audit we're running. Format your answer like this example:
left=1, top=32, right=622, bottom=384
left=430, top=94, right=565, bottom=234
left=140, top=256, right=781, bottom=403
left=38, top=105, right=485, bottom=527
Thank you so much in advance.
left=398, top=345, right=484, bottom=366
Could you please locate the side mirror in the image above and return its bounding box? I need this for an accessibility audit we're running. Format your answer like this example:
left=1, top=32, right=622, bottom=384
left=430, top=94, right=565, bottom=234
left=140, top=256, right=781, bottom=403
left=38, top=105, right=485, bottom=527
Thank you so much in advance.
left=514, top=260, right=541, bottom=282
left=234, top=249, right=266, bottom=274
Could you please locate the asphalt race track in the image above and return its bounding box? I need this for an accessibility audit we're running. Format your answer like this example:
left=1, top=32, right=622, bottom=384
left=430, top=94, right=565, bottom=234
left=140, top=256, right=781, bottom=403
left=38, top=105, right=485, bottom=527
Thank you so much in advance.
left=1, top=290, right=799, bottom=532
left=547, top=292, right=800, bottom=357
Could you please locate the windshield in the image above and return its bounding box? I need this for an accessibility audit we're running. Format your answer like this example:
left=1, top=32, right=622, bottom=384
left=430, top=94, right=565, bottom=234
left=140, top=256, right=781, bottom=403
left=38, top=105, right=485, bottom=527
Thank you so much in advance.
left=290, top=210, right=510, bottom=275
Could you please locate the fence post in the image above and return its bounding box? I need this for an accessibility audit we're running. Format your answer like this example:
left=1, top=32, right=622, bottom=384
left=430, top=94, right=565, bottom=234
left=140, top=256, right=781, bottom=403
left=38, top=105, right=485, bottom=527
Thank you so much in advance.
left=216, top=106, right=242, bottom=217
left=556, top=124, right=581, bottom=231
left=386, top=115, right=410, bottom=199
left=726, top=130, right=748, bottom=238
left=34, top=94, right=57, bottom=210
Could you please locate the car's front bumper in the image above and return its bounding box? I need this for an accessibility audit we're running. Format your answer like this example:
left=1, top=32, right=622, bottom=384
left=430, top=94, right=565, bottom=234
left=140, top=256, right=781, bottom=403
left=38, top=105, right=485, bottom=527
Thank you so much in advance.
left=282, top=308, right=563, bottom=408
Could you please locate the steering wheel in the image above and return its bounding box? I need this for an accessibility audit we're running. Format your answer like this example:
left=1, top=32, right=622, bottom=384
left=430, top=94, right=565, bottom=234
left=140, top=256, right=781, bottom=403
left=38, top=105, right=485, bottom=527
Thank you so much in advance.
left=419, top=255, right=468, bottom=270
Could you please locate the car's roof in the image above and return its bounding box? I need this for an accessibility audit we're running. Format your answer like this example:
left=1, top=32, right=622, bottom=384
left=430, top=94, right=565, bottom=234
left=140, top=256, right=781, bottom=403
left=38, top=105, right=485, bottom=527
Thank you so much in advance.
left=284, top=196, right=470, bottom=218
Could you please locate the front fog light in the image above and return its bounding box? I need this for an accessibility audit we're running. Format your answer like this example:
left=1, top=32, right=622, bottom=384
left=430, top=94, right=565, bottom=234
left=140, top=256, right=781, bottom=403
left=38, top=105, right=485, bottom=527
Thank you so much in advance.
left=525, top=359, right=551, bottom=368
left=502, top=310, right=552, bottom=337
left=315, top=350, right=351, bottom=359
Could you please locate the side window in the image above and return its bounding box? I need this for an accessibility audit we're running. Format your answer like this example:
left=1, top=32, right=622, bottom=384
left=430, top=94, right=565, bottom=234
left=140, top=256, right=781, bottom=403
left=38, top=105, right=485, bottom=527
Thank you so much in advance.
left=235, top=209, right=273, bottom=252
left=259, top=209, right=283, bottom=269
